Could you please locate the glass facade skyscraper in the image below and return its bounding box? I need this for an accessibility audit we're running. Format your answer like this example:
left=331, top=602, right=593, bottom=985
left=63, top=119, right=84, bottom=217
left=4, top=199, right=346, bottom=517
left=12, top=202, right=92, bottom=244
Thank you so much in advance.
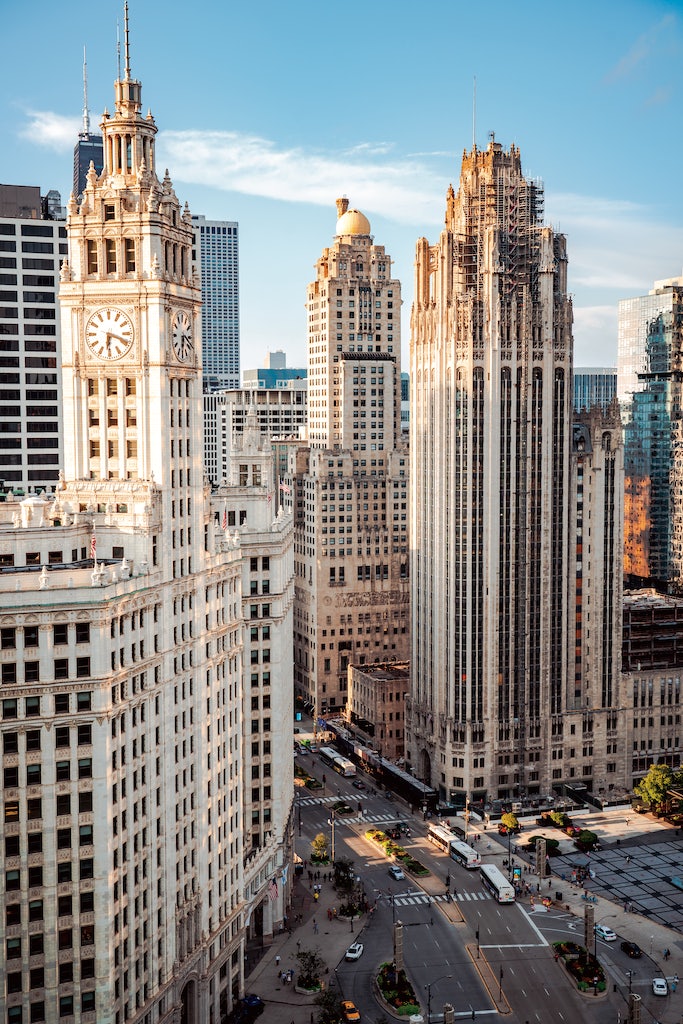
left=618, top=277, right=683, bottom=586
left=192, top=215, right=240, bottom=390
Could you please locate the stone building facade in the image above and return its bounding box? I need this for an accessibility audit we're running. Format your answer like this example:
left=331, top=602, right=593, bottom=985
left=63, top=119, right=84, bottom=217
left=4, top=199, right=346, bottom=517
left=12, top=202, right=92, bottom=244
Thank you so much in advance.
left=407, top=138, right=625, bottom=807
left=292, top=200, right=410, bottom=719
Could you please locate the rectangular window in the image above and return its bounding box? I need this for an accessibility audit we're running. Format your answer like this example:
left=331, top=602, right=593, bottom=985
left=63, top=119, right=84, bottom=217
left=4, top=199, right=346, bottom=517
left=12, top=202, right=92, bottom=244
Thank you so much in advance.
left=86, top=240, right=98, bottom=275
left=105, top=239, right=116, bottom=274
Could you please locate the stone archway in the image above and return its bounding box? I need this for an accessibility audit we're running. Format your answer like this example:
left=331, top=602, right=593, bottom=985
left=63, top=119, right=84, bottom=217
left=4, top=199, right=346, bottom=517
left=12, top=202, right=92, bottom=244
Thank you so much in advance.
left=419, top=748, right=432, bottom=788
left=180, top=979, right=197, bottom=1024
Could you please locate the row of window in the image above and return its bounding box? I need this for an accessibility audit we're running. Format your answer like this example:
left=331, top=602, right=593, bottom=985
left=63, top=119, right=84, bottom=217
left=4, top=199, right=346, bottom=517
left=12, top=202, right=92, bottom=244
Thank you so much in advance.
left=3, top=726, right=92, bottom=752
left=2, top=692, right=91, bottom=719
left=1, top=658, right=90, bottom=685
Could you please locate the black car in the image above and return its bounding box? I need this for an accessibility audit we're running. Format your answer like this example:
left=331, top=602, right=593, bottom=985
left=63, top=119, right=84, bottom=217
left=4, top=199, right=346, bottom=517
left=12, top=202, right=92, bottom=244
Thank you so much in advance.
left=621, top=940, right=642, bottom=959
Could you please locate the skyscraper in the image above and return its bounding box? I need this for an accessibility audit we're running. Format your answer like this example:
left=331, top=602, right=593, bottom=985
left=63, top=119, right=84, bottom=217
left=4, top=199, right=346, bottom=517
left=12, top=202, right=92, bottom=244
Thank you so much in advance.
left=72, top=49, right=103, bottom=202
left=618, top=276, right=683, bottom=587
left=0, top=15, right=291, bottom=1023
left=0, top=184, right=66, bottom=493
left=192, top=215, right=240, bottom=391
left=573, top=366, right=617, bottom=414
left=292, top=198, right=410, bottom=719
left=408, top=138, right=624, bottom=805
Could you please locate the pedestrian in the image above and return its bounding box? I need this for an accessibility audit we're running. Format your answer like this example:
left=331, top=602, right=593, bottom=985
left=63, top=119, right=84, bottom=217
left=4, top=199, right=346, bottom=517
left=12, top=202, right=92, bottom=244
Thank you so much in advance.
left=275, top=954, right=281, bottom=967
left=547, top=879, right=551, bottom=890
left=664, top=948, right=671, bottom=961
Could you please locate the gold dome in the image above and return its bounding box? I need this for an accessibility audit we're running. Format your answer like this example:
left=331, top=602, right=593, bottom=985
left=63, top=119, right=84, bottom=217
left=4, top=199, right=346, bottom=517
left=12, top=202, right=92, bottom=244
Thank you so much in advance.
left=335, top=208, right=371, bottom=236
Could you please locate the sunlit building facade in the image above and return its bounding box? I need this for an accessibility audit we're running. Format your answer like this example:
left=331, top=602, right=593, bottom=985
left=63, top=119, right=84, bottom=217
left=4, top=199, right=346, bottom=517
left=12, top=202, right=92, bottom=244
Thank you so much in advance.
left=408, top=138, right=624, bottom=806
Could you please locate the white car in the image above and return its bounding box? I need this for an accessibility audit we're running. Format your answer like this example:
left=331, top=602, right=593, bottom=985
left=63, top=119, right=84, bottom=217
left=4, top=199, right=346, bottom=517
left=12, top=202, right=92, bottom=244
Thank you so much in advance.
left=388, top=865, right=405, bottom=880
left=345, top=942, right=364, bottom=961
left=652, top=977, right=668, bottom=996
left=594, top=925, right=617, bottom=942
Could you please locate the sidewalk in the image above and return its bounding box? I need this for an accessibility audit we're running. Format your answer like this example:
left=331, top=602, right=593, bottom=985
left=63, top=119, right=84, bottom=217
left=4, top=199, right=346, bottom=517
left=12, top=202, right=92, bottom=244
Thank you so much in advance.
left=246, top=875, right=366, bottom=1024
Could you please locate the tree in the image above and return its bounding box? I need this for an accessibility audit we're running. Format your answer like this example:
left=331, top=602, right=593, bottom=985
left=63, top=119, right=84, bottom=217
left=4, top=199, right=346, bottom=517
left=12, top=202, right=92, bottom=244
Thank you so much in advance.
left=311, top=832, right=329, bottom=861
left=635, top=762, right=674, bottom=810
left=333, top=856, right=355, bottom=894
left=501, top=812, right=519, bottom=833
left=314, top=987, right=343, bottom=1024
left=296, top=947, right=326, bottom=990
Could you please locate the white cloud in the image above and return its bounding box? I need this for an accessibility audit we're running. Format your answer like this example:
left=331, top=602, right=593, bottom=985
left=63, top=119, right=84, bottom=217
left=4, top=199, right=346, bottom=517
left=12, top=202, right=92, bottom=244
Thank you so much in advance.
left=603, top=14, right=677, bottom=84
left=157, top=129, right=446, bottom=226
left=19, top=109, right=81, bottom=152
left=572, top=305, right=618, bottom=367
left=546, top=191, right=683, bottom=294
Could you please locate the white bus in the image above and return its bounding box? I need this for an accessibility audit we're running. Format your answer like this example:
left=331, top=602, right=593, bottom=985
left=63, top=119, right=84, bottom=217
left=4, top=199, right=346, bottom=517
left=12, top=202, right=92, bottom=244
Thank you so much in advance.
left=335, top=756, right=356, bottom=778
left=479, top=863, right=515, bottom=903
left=318, top=747, right=357, bottom=777
left=449, top=839, right=481, bottom=870
left=427, top=823, right=454, bottom=853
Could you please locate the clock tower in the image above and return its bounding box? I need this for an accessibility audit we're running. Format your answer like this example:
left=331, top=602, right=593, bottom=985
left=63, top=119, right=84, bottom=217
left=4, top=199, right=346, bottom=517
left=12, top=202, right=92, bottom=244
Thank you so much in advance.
left=59, top=3, right=201, bottom=582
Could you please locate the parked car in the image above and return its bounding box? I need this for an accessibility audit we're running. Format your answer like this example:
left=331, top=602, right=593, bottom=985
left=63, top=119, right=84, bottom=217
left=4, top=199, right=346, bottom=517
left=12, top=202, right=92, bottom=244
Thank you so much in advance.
left=352, top=780, right=365, bottom=790
left=341, top=1000, right=361, bottom=1022
left=345, top=942, right=364, bottom=961
left=620, top=940, right=642, bottom=958
left=652, top=977, right=668, bottom=996
left=388, top=865, right=405, bottom=880
left=594, top=925, right=617, bottom=942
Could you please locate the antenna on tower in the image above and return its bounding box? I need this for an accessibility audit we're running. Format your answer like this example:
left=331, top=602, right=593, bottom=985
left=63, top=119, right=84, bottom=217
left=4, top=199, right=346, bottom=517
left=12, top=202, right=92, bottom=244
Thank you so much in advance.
left=116, top=20, right=121, bottom=80
left=123, top=1, right=131, bottom=80
left=472, top=75, right=477, bottom=150
left=82, top=46, right=90, bottom=135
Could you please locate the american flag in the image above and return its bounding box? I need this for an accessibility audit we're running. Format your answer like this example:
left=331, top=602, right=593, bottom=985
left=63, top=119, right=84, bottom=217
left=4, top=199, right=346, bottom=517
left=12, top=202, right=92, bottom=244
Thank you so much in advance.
left=221, top=505, right=227, bottom=530
left=90, top=534, right=96, bottom=559
left=268, top=876, right=278, bottom=901
left=279, top=481, right=292, bottom=494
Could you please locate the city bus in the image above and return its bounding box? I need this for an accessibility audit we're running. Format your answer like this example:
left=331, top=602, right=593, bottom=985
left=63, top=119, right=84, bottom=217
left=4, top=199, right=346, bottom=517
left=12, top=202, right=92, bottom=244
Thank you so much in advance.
left=318, top=747, right=357, bottom=777
left=427, top=823, right=454, bottom=853
left=479, top=863, right=515, bottom=903
left=449, top=839, right=481, bottom=870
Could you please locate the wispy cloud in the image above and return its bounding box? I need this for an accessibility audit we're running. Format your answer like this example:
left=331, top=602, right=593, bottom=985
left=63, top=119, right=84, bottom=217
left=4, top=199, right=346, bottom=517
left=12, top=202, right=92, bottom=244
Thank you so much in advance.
left=603, top=14, right=677, bottom=84
left=546, top=191, right=683, bottom=293
left=19, top=109, right=81, bottom=151
left=157, top=129, right=446, bottom=226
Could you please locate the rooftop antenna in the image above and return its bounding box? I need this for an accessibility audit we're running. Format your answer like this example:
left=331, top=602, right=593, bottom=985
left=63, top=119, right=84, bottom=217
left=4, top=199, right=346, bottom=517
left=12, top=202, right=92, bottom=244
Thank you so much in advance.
left=82, top=46, right=90, bottom=135
left=472, top=75, right=476, bottom=150
left=116, top=19, right=121, bottom=80
left=123, top=1, right=131, bottom=80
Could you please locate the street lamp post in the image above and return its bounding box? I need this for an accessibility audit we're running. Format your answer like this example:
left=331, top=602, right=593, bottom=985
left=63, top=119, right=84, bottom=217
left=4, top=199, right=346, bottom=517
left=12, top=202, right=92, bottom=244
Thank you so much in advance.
left=425, top=974, right=452, bottom=1023
left=625, top=970, right=634, bottom=994
left=476, top=928, right=480, bottom=959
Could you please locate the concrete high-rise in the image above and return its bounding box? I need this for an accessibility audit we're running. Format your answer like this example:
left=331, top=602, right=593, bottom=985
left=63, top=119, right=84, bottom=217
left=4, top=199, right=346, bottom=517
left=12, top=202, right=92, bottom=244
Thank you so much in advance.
left=0, top=18, right=292, bottom=1024
left=408, top=138, right=624, bottom=806
left=292, top=198, right=409, bottom=719
left=0, top=184, right=65, bottom=494
left=617, top=276, right=683, bottom=588
left=191, top=215, right=239, bottom=391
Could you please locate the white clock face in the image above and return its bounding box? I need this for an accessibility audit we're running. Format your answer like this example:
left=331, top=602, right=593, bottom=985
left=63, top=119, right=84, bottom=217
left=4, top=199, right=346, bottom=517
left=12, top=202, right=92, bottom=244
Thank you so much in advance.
left=172, top=310, right=194, bottom=362
left=86, top=308, right=134, bottom=360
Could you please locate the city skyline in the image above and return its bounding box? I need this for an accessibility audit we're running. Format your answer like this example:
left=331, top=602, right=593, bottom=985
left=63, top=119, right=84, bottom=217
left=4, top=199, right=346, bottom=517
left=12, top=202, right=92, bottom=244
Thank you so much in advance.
left=1, top=0, right=681, bottom=372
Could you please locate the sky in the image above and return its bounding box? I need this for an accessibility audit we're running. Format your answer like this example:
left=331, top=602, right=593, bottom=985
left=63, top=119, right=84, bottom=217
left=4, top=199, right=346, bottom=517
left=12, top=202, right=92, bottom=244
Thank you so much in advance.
left=1, top=0, right=682, bottom=374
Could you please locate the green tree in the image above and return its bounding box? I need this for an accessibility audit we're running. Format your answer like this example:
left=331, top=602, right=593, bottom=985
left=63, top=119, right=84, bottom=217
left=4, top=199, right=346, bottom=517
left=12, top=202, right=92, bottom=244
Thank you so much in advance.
left=333, top=856, right=355, bottom=894
left=311, top=832, right=329, bottom=861
left=314, top=987, right=343, bottom=1024
left=296, top=947, right=326, bottom=990
left=635, top=762, right=674, bottom=810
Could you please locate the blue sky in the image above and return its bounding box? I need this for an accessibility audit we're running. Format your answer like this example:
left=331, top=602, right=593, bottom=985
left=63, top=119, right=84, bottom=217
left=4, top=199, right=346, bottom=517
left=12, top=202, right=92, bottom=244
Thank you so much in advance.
left=2, top=0, right=682, bottom=373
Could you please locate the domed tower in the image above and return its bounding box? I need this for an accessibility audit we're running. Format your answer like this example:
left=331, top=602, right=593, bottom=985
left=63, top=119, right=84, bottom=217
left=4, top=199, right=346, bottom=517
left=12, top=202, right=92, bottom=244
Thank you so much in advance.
left=306, top=197, right=400, bottom=448
left=293, top=199, right=409, bottom=719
